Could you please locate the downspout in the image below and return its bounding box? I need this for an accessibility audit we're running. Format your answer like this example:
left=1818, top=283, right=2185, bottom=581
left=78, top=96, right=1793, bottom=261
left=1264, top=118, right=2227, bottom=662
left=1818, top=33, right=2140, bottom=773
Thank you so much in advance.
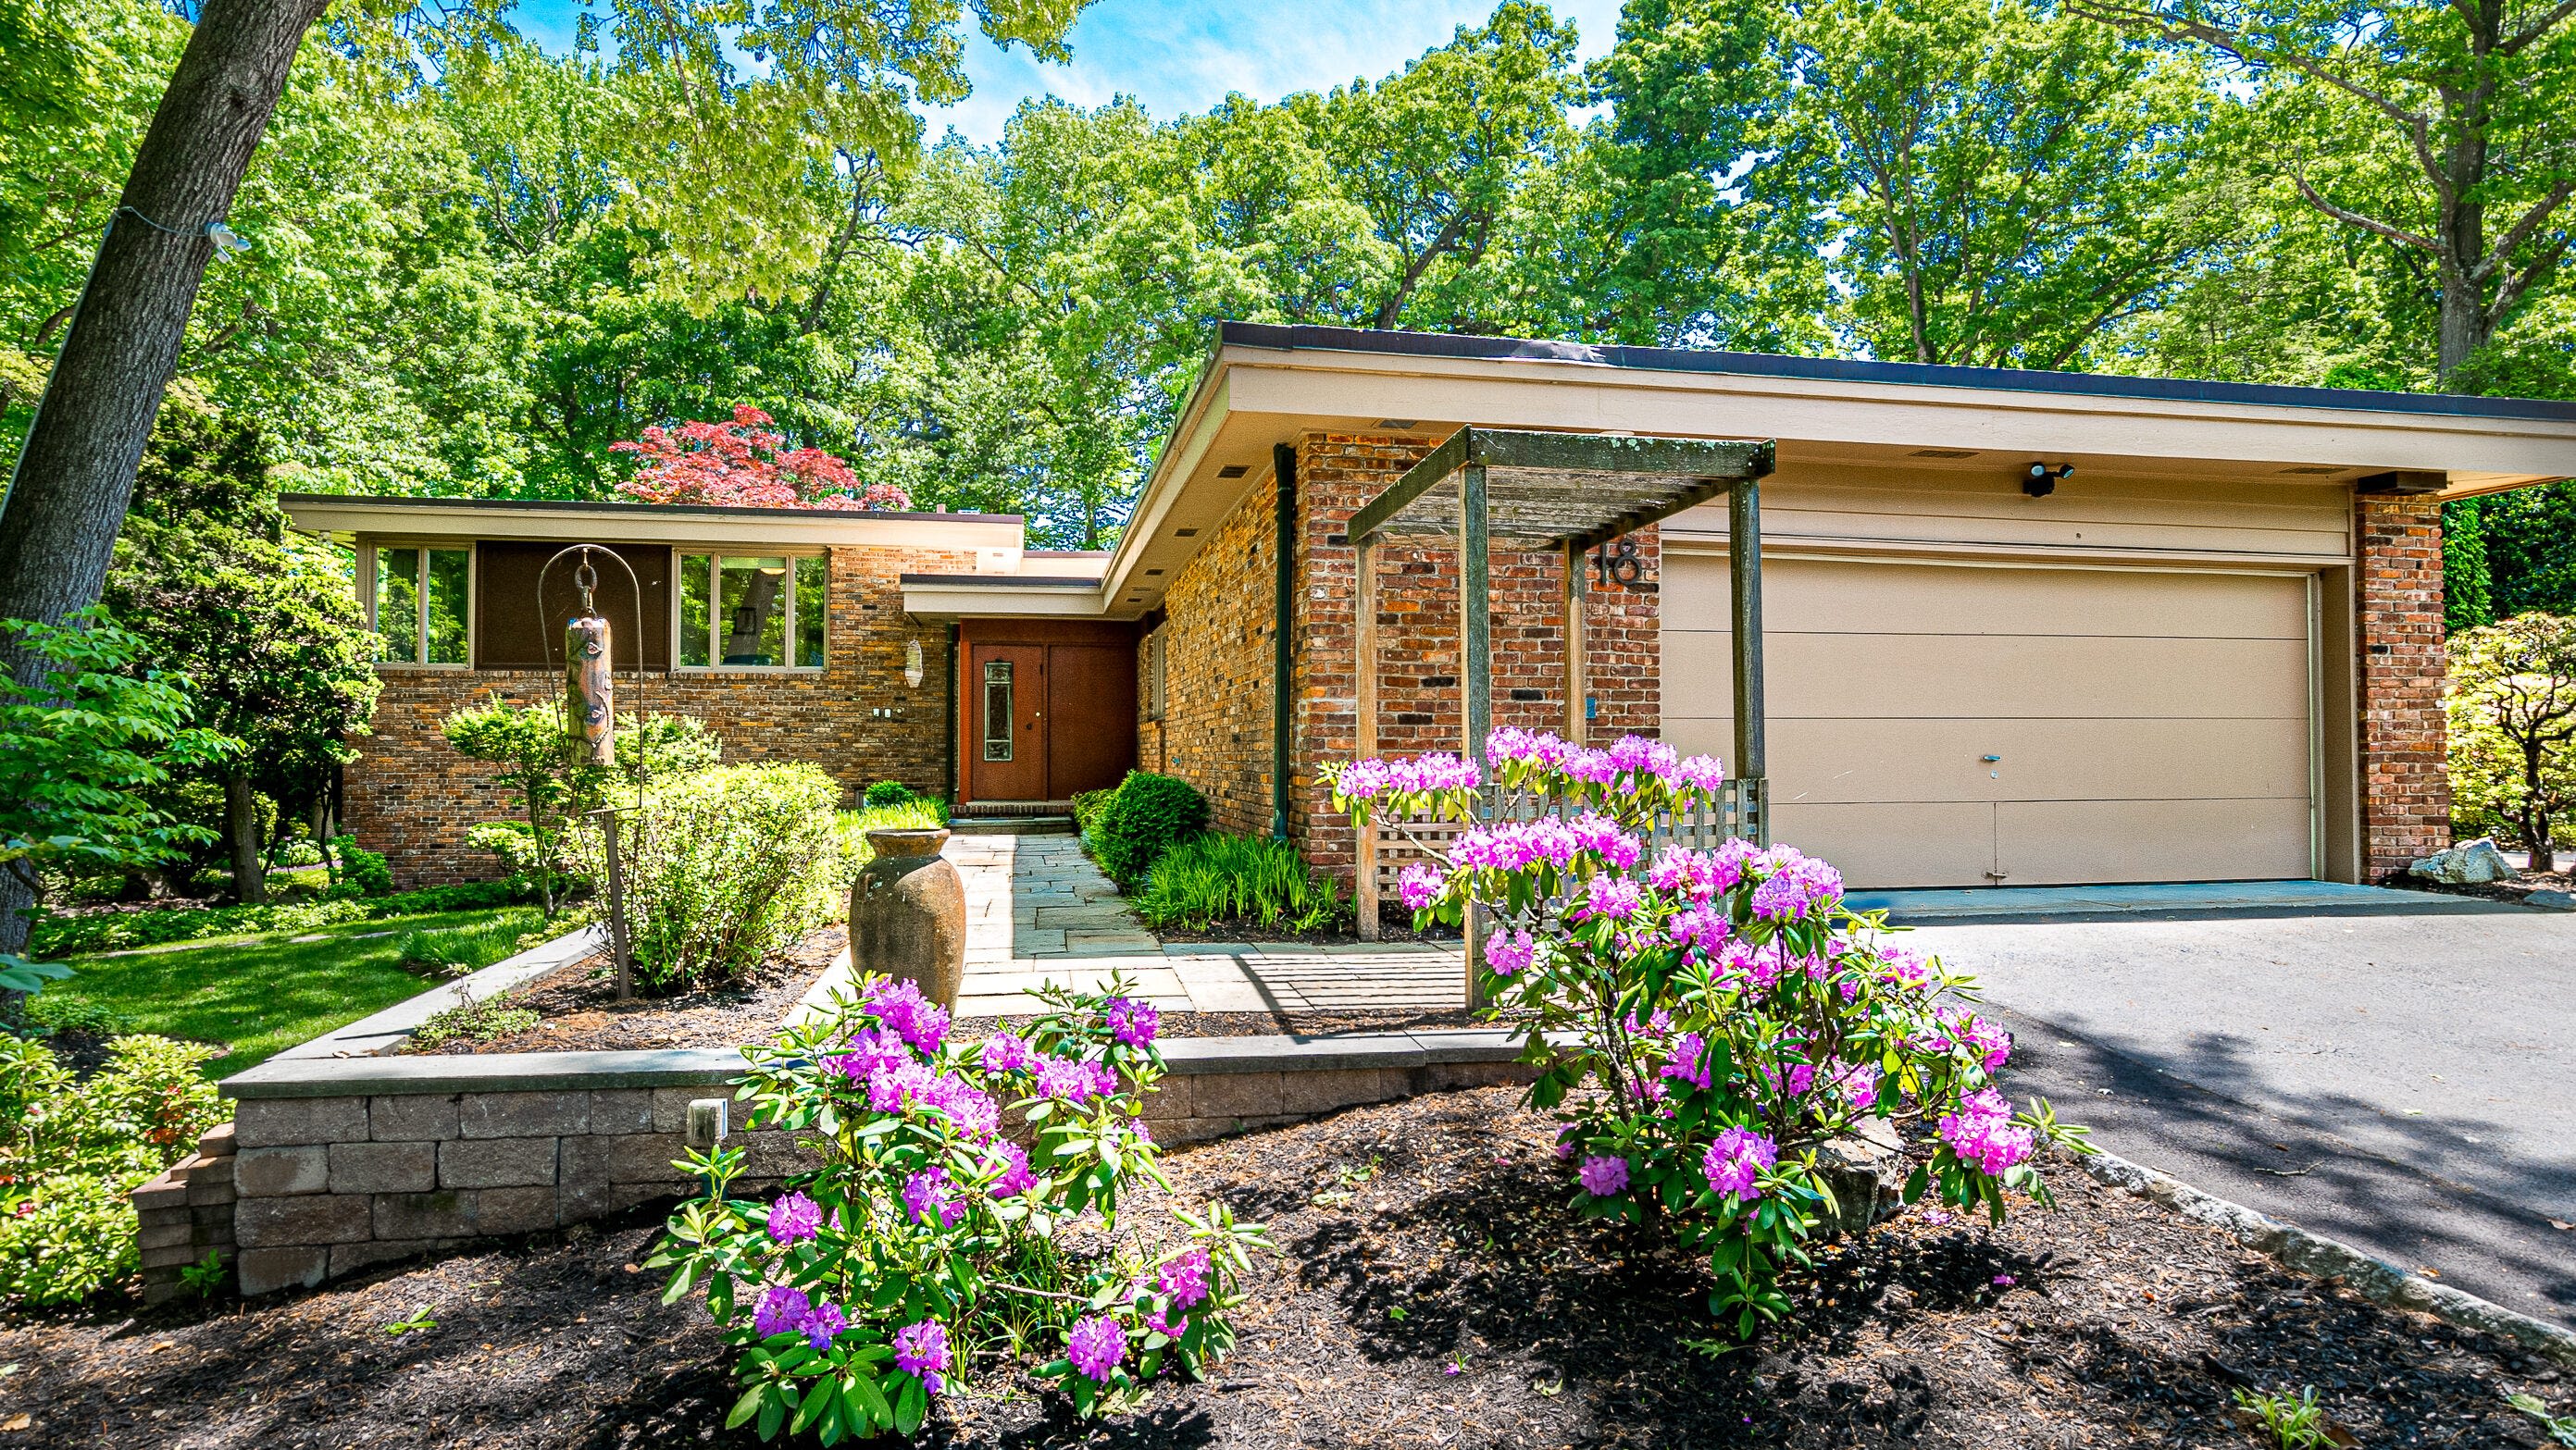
left=1271, top=442, right=1296, bottom=840
left=943, top=622, right=960, bottom=806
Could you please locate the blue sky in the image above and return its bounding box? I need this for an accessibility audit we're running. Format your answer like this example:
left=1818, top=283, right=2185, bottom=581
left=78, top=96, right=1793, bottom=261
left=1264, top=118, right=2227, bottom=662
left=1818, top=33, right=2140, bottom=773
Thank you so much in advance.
left=513, top=0, right=1626, bottom=143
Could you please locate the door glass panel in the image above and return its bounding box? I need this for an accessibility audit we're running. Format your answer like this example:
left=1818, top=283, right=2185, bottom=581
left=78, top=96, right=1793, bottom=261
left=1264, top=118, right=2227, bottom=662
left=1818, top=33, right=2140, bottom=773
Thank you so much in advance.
left=793, top=554, right=827, bottom=667
left=719, top=556, right=788, bottom=665
left=678, top=553, right=712, bottom=666
left=981, top=661, right=1013, bottom=762
left=424, top=549, right=470, bottom=663
left=378, top=548, right=420, bottom=662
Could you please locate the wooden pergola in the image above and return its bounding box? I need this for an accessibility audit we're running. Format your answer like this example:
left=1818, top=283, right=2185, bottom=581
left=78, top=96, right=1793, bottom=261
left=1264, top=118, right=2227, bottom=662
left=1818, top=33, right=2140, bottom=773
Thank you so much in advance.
left=1345, top=428, right=1779, bottom=962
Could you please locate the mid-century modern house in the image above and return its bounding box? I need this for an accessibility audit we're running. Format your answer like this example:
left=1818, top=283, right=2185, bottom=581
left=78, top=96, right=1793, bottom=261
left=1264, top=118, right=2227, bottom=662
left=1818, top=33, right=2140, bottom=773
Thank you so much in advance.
left=286, top=323, right=2576, bottom=899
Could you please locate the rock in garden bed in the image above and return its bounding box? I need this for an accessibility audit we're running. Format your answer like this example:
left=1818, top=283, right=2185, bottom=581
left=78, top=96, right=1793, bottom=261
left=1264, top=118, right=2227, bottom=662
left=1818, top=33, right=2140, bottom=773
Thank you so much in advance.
left=6, top=1086, right=2563, bottom=1448
left=400, top=926, right=846, bottom=1055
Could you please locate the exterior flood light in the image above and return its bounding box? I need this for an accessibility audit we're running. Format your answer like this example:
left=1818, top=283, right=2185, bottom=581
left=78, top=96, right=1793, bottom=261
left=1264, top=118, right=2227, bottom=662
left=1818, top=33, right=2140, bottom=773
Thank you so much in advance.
left=2024, top=462, right=2074, bottom=497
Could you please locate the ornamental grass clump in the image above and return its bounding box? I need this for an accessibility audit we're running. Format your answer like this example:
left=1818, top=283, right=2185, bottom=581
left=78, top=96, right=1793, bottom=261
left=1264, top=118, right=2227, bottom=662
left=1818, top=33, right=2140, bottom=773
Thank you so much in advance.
left=652, top=974, right=1269, bottom=1441
left=1333, top=727, right=2089, bottom=1335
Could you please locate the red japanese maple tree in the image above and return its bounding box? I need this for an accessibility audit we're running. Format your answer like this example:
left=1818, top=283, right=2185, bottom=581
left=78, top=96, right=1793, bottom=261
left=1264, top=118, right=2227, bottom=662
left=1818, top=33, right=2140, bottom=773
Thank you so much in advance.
left=610, top=406, right=910, bottom=511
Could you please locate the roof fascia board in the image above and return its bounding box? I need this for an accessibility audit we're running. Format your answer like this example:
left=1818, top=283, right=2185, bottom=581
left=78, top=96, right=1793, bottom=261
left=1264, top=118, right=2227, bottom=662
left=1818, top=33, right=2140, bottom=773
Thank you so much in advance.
left=1099, top=370, right=1241, bottom=601
left=1218, top=351, right=2576, bottom=482
left=900, top=583, right=1113, bottom=619
left=282, top=497, right=1027, bottom=551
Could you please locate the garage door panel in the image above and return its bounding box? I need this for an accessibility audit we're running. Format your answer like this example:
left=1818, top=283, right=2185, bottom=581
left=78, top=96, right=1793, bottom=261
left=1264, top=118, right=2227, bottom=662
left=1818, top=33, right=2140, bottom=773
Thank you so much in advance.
left=1661, top=556, right=2315, bottom=889
left=1998, top=799, right=2313, bottom=884
left=1665, top=630, right=2310, bottom=721
left=1766, top=718, right=2310, bottom=803
left=1662, top=555, right=2310, bottom=638
left=1767, top=802, right=1995, bottom=888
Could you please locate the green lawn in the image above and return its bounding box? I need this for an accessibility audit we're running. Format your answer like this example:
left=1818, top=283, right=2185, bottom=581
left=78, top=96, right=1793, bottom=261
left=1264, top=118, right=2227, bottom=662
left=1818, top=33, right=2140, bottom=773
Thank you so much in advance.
left=44, top=905, right=551, bottom=1078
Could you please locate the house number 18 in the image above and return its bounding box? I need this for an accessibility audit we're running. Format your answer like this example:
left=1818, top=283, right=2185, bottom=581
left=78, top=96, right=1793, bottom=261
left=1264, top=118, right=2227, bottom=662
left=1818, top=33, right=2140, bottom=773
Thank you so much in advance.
left=1594, top=537, right=1643, bottom=589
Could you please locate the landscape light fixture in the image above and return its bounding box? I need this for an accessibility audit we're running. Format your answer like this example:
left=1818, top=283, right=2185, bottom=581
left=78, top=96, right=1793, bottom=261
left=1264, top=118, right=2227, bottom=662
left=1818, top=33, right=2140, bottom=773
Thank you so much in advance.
left=2023, top=461, right=2074, bottom=497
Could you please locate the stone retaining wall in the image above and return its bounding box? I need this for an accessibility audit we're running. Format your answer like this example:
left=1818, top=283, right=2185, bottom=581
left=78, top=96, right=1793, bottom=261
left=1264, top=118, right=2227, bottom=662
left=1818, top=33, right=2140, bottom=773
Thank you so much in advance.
left=144, top=928, right=1538, bottom=1300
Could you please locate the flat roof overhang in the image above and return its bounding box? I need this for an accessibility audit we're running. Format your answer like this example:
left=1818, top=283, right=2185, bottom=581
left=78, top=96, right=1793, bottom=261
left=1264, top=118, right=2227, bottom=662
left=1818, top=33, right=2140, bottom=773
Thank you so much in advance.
left=281, top=493, right=1031, bottom=555
left=1093, top=323, right=2576, bottom=619
left=898, top=575, right=1109, bottom=619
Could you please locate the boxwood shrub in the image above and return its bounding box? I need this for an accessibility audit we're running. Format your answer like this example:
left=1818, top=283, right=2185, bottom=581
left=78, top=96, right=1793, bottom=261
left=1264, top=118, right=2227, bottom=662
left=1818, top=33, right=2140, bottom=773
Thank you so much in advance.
left=1090, top=772, right=1210, bottom=887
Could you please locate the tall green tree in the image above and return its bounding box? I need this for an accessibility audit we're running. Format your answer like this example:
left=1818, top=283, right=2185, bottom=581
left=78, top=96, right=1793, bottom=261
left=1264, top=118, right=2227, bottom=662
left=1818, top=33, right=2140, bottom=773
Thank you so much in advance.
left=2079, top=0, right=2576, bottom=384
left=101, top=389, right=381, bottom=903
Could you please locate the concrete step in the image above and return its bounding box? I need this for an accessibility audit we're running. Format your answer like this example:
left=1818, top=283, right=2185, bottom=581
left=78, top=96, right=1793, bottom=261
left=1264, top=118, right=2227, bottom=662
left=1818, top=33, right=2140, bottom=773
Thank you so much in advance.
left=948, top=815, right=1076, bottom=837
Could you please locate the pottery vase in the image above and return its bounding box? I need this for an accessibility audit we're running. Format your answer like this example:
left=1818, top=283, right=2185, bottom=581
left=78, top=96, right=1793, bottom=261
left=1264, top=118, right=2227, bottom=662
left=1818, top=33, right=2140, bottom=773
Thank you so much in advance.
left=849, top=827, right=964, bottom=1009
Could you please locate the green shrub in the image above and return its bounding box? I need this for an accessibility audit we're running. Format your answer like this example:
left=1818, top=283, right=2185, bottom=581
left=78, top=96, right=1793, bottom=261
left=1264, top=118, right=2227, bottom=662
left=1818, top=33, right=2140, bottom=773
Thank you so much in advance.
left=0, top=1033, right=225, bottom=1306
left=1091, top=771, right=1211, bottom=886
left=24, top=996, right=136, bottom=1038
left=268, top=837, right=324, bottom=868
left=616, top=762, right=844, bottom=992
left=1130, top=834, right=1350, bottom=934
left=863, top=778, right=917, bottom=808
left=407, top=987, right=541, bottom=1049
left=1070, top=786, right=1114, bottom=837
left=333, top=834, right=395, bottom=896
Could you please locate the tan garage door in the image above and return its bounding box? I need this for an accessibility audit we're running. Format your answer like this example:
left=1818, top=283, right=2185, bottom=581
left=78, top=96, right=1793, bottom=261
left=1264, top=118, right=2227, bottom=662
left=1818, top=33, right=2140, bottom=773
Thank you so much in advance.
left=1661, top=554, right=2315, bottom=888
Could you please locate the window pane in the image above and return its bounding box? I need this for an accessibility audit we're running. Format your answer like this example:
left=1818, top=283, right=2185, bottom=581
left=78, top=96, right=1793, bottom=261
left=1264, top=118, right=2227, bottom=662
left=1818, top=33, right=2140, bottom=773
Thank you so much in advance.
left=719, top=556, right=788, bottom=666
left=982, top=661, right=1013, bottom=761
left=793, top=555, right=827, bottom=668
left=678, top=553, right=712, bottom=666
left=425, top=549, right=471, bottom=664
left=378, top=548, right=420, bottom=662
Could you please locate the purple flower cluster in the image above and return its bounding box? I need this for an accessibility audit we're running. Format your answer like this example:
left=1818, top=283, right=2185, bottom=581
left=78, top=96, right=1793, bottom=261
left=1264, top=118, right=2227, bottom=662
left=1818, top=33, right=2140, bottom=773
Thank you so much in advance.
left=860, top=1057, right=1002, bottom=1140
left=1568, top=812, right=1643, bottom=867
left=1606, top=735, right=1680, bottom=780
left=1065, top=1314, right=1127, bottom=1382
left=1873, top=947, right=1935, bottom=992
left=1937, top=1089, right=2035, bottom=1174
left=1749, top=848, right=1844, bottom=922
left=823, top=1025, right=912, bottom=1083
left=1934, top=1010, right=2011, bottom=1071
left=979, top=1029, right=1034, bottom=1074
left=1577, top=1154, right=1629, bottom=1196
left=1484, top=926, right=1539, bottom=975
left=1034, top=1056, right=1118, bottom=1106
left=766, top=1190, right=824, bottom=1245
left=1486, top=726, right=1572, bottom=767
left=985, top=1140, right=1039, bottom=1198
left=1156, top=1247, right=1212, bottom=1308
left=894, top=1319, right=950, bottom=1394
left=902, top=1167, right=963, bottom=1228
left=1335, top=752, right=1481, bottom=803
left=1576, top=874, right=1645, bottom=923
left=1830, top=1058, right=1881, bottom=1111
left=1659, top=1031, right=1711, bottom=1091
left=864, top=978, right=951, bottom=1053
left=1106, top=997, right=1160, bottom=1048
left=1397, top=861, right=1444, bottom=911
left=1701, top=1127, right=1777, bottom=1202
left=754, top=1286, right=849, bottom=1350
left=1453, top=818, right=1579, bottom=873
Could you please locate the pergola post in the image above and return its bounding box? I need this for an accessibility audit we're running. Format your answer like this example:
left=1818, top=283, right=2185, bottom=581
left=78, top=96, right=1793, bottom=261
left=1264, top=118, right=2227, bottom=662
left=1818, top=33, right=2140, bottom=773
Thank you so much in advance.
left=1562, top=539, right=1587, bottom=744
left=1353, top=533, right=1380, bottom=941
left=1729, top=477, right=1768, bottom=814
left=1460, top=462, right=1490, bottom=1001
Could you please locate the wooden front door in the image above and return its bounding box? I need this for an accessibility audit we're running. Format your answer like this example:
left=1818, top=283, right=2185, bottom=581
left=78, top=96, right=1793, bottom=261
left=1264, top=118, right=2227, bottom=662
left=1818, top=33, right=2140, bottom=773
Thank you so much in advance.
left=1045, top=644, right=1136, bottom=798
left=970, top=643, right=1048, bottom=800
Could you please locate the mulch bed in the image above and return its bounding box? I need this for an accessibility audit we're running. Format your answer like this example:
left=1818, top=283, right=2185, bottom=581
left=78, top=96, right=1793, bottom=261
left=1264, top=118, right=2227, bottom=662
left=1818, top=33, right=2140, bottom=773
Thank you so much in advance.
left=400, top=928, right=845, bottom=1055
left=6, top=1086, right=2566, bottom=1448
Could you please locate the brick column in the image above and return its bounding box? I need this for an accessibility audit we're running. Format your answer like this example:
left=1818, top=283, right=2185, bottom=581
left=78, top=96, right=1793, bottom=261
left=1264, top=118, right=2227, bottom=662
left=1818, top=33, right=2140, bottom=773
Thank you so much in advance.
left=2354, top=492, right=2450, bottom=879
left=1288, top=431, right=1663, bottom=892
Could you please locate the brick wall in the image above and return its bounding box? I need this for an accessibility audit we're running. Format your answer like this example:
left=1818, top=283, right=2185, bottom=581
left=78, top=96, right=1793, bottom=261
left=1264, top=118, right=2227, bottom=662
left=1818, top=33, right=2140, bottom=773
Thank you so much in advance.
left=1152, top=471, right=1283, bottom=837
left=1289, top=433, right=1661, bottom=886
left=351, top=544, right=964, bottom=887
left=1147, top=432, right=1662, bottom=887
left=2355, top=492, right=2451, bottom=878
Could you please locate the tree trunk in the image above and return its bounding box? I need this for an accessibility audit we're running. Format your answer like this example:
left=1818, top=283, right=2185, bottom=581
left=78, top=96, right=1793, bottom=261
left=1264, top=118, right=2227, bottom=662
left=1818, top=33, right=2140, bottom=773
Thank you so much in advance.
left=0, top=864, right=33, bottom=957
left=0, top=0, right=329, bottom=686
left=225, top=770, right=267, bottom=905
left=2436, top=272, right=2488, bottom=389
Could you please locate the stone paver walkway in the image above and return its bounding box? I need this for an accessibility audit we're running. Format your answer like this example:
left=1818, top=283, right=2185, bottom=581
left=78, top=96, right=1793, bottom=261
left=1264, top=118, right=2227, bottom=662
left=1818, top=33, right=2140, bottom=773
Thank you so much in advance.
left=942, top=832, right=1466, bottom=1019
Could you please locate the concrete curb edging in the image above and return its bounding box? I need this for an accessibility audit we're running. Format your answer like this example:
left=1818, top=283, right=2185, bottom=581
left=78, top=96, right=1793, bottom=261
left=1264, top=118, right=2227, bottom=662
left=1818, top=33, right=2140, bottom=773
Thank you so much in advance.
left=2075, top=1146, right=2576, bottom=1369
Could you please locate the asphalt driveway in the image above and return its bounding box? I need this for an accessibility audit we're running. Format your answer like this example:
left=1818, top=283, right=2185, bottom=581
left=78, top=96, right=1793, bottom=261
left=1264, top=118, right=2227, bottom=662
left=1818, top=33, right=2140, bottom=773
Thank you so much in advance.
left=1902, top=897, right=2576, bottom=1330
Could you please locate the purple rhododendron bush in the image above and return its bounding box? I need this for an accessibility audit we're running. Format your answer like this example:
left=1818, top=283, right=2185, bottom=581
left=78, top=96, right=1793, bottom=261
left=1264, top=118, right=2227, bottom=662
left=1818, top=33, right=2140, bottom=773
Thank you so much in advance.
left=650, top=975, right=1270, bottom=1442
left=1334, top=728, right=2090, bottom=1336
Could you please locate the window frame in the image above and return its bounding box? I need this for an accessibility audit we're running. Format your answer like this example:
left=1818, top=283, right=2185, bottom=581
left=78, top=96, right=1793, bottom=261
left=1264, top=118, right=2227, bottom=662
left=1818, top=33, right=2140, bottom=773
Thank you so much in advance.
left=364, top=540, right=476, bottom=670
left=671, top=548, right=828, bottom=674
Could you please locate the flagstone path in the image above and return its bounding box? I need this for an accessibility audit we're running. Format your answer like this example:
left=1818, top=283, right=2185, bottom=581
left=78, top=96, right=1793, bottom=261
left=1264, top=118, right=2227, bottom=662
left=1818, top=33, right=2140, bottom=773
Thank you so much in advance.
left=941, top=832, right=1467, bottom=1019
